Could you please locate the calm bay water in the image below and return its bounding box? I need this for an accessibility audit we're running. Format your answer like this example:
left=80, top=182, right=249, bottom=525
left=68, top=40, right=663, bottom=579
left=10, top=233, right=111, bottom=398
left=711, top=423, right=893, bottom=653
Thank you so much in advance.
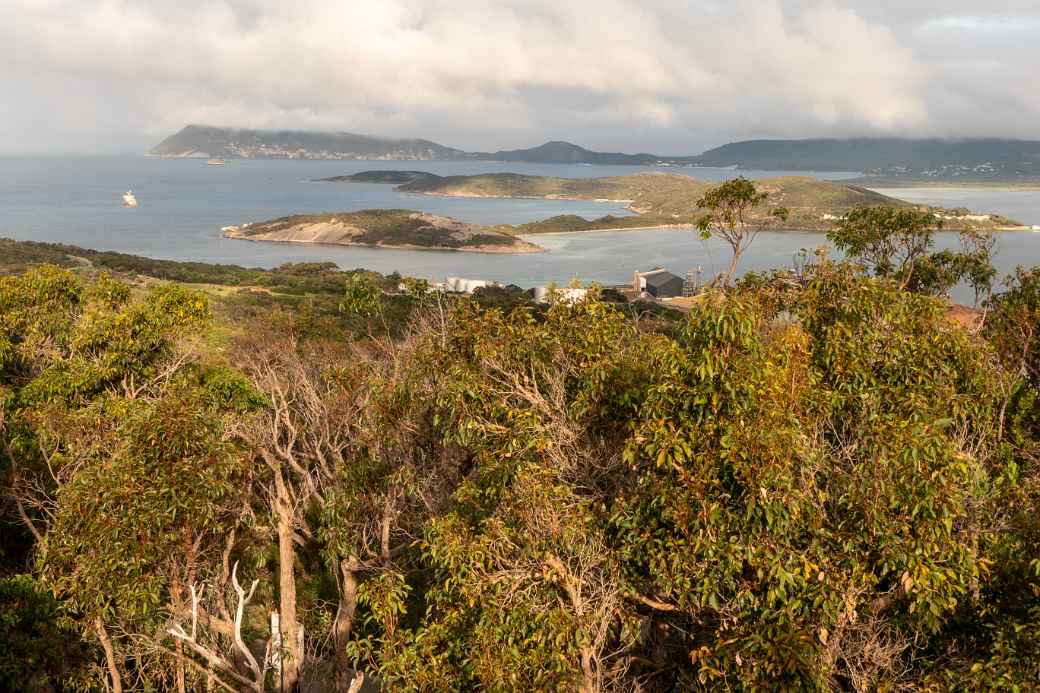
left=2, top=157, right=1040, bottom=297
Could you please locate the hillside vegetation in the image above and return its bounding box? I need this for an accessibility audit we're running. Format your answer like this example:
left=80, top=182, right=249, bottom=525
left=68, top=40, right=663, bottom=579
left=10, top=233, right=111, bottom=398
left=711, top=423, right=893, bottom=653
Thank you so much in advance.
left=224, top=209, right=543, bottom=252
left=336, top=171, right=1018, bottom=231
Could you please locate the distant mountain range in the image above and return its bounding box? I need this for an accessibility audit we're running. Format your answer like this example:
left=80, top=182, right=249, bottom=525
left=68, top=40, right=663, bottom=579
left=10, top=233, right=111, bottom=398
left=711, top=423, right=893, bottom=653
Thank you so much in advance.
left=151, top=126, right=1040, bottom=180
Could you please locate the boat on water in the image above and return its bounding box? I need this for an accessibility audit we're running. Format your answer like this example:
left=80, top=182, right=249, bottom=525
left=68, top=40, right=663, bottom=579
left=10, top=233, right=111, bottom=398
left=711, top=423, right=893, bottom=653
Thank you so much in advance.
left=122, top=190, right=138, bottom=208
left=207, top=158, right=226, bottom=166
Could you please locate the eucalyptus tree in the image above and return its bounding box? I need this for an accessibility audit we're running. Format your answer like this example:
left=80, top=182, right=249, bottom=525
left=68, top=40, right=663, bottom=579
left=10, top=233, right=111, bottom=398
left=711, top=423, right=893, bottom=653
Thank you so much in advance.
left=0, top=266, right=260, bottom=691
left=828, top=205, right=996, bottom=299
left=696, top=177, right=789, bottom=286
left=372, top=267, right=1038, bottom=690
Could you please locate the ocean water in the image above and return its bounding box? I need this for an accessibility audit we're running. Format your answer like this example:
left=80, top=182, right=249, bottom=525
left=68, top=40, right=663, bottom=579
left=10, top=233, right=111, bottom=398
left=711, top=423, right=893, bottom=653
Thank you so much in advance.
left=1, top=157, right=1039, bottom=298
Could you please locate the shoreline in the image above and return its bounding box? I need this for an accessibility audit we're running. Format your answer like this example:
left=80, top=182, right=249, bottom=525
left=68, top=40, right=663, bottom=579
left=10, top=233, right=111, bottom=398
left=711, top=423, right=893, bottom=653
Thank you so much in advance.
left=223, top=229, right=546, bottom=254
left=521, top=222, right=696, bottom=236
left=410, top=190, right=635, bottom=205
left=860, top=179, right=1040, bottom=191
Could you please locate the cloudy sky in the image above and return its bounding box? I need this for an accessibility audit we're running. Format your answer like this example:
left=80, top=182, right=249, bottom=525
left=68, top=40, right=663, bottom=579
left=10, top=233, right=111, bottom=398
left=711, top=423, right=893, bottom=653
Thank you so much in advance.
left=2, top=0, right=1038, bottom=154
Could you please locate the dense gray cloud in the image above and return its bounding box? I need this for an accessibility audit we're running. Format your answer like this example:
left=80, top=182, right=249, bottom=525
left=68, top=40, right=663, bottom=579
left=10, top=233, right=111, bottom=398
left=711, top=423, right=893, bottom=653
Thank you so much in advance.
left=1, top=0, right=1037, bottom=154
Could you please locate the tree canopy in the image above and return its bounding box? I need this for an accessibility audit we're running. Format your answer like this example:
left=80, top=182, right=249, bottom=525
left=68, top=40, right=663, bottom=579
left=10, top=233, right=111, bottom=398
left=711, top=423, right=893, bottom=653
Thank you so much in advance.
left=2, top=236, right=1039, bottom=691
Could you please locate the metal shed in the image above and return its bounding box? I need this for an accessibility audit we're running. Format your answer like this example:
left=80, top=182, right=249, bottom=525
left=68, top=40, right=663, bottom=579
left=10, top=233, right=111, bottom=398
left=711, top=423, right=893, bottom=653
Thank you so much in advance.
left=639, top=269, right=684, bottom=298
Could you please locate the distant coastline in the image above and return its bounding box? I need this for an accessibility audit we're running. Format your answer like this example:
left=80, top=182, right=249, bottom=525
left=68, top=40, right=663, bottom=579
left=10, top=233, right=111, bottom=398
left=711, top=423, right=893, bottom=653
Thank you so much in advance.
left=150, top=126, right=1040, bottom=183
left=857, top=178, right=1040, bottom=191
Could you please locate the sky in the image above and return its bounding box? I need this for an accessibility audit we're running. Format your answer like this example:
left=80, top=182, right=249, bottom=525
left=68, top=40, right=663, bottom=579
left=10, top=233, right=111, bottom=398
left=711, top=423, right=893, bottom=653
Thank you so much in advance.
left=2, top=0, right=1039, bottom=155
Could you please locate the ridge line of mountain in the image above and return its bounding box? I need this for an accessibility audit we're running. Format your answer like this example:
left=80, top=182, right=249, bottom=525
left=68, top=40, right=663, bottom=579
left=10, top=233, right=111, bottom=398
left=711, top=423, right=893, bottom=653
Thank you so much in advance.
left=150, top=125, right=1040, bottom=180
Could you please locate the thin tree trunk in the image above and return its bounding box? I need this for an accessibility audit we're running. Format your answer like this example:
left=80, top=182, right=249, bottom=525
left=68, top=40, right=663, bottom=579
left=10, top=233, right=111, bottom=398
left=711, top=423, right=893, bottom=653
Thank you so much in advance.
left=175, top=639, right=187, bottom=693
left=171, top=572, right=188, bottom=693
left=334, top=556, right=361, bottom=691
left=94, top=617, right=122, bottom=693
left=578, top=650, right=599, bottom=693
left=726, top=247, right=742, bottom=287
left=274, top=471, right=303, bottom=692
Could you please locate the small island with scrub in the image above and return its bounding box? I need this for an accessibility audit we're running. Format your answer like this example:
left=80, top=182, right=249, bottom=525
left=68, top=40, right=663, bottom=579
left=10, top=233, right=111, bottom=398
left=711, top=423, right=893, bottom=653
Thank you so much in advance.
left=321, top=170, right=1023, bottom=232
left=222, top=209, right=544, bottom=253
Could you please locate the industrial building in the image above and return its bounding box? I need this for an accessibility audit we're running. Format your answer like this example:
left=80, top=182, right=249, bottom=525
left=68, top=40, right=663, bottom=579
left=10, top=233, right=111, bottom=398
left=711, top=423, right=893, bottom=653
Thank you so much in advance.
left=633, top=268, right=684, bottom=298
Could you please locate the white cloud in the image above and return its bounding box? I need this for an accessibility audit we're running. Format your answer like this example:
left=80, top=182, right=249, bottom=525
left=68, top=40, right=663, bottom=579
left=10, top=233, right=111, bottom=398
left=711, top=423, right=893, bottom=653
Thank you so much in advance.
left=0, top=0, right=1036, bottom=153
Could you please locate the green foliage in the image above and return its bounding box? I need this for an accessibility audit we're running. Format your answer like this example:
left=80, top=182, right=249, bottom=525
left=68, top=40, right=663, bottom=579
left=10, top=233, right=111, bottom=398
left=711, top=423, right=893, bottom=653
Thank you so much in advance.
left=695, top=177, right=789, bottom=284
left=828, top=206, right=996, bottom=298
left=1, top=267, right=254, bottom=687
left=696, top=176, right=771, bottom=235
left=3, top=254, right=1040, bottom=690
left=39, top=389, right=246, bottom=622
left=828, top=206, right=939, bottom=281
left=0, top=238, right=398, bottom=298
left=341, top=273, right=384, bottom=320
left=0, top=574, right=87, bottom=691
left=370, top=265, right=1038, bottom=689
left=400, top=276, right=432, bottom=300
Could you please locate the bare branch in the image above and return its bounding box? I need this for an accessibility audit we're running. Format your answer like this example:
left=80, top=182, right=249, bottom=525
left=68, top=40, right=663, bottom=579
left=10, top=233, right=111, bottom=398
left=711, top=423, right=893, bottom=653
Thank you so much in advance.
left=231, top=562, right=263, bottom=684
left=347, top=671, right=366, bottom=693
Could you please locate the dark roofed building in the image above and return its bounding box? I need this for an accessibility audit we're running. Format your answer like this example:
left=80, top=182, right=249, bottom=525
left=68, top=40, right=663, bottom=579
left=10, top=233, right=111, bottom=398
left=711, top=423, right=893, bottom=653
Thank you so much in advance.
left=635, top=268, right=683, bottom=298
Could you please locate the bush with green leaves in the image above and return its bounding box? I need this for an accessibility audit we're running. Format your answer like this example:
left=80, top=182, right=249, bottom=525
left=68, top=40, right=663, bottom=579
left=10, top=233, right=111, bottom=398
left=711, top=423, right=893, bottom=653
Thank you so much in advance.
left=3, top=260, right=1039, bottom=691
left=0, top=573, right=89, bottom=691
left=828, top=206, right=996, bottom=300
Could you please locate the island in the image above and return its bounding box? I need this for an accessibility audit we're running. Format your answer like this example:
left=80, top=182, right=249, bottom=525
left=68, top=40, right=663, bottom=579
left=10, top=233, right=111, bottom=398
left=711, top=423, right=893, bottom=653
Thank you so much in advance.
left=319, top=171, right=1022, bottom=232
left=221, top=209, right=544, bottom=253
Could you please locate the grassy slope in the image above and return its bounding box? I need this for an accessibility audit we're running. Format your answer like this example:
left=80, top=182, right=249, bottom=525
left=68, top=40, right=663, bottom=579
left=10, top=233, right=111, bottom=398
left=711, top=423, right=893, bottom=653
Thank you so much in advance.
left=393, top=172, right=1016, bottom=232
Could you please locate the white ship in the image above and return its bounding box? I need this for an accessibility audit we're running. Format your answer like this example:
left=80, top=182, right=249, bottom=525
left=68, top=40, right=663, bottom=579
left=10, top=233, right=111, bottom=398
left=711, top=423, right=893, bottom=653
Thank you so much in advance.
left=122, top=190, right=138, bottom=208
left=207, top=158, right=226, bottom=166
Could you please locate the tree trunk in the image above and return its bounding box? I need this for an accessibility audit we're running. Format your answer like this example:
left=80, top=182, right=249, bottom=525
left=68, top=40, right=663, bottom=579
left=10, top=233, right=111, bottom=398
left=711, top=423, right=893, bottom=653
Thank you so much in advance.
left=94, top=617, right=123, bottom=693
left=175, top=639, right=187, bottom=693
left=334, top=556, right=361, bottom=691
left=274, top=471, right=303, bottom=692
left=578, top=649, right=600, bottom=693
left=726, top=248, right=742, bottom=287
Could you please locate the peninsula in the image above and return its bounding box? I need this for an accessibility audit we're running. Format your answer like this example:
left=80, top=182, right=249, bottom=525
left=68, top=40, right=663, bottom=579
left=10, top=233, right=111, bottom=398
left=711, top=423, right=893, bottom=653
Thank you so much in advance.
left=320, top=171, right=1021, bottom=232
left=151, top=125, right=467, bottom=161
left=221, top=209, right=543, bottom=253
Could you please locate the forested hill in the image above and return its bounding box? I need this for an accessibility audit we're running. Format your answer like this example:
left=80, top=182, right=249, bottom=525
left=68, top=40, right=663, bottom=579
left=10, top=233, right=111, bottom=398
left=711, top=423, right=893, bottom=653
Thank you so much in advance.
left=471, top=140, right=666, bottom=165
left=149, top=125, right=468, bottom=160
left=691, top=137, right=1040, bottom=179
